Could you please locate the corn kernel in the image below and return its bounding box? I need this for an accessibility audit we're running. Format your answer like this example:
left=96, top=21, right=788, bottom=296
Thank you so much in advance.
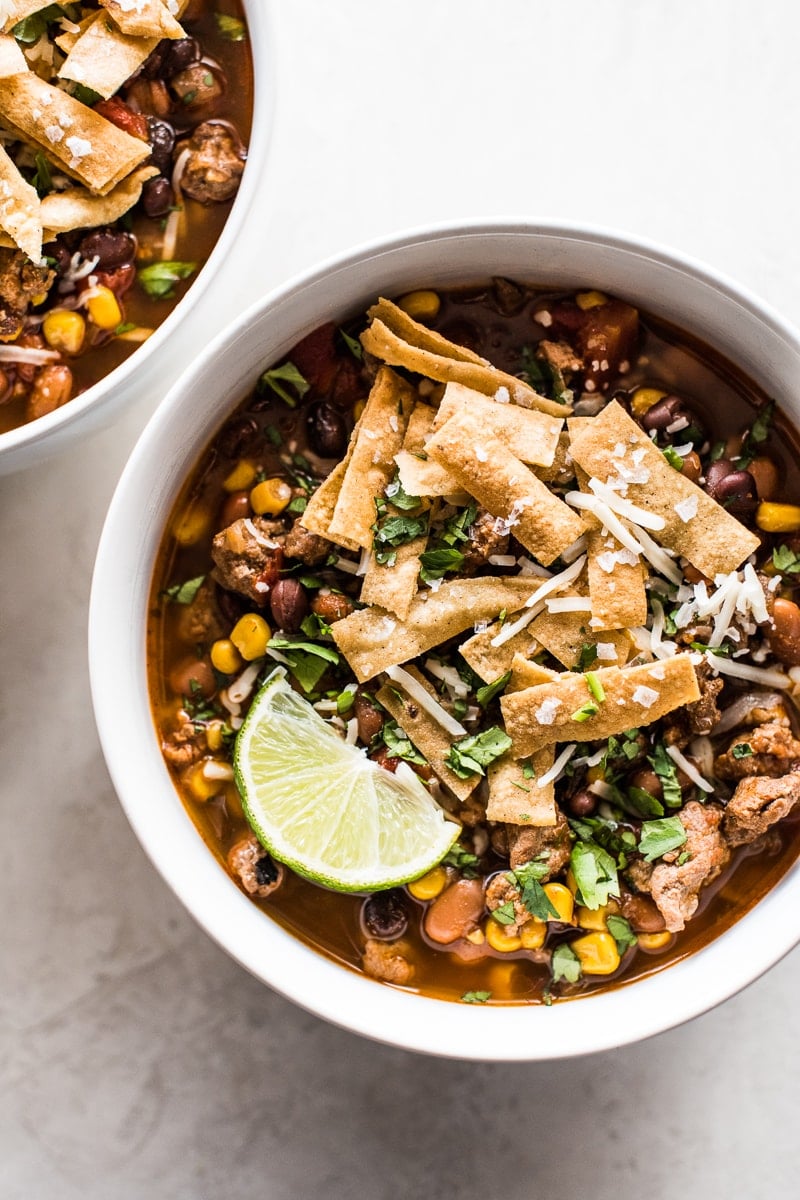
left=205, top=719, right=227, bottom=752
left=42, top=309, right=85, bottom=355
left=223, top=459, right=257, bottom=492
left=631, top=387, right=668, bottom=417
left=31, top=291, right=48, bottom=306
left=586, top=764, right=605, bottom=785
left=637, top=930, right=673, bottom=952
left=250, top=477, right=292, bottom=516
left=572, top=931, right=621, bottom=975
left=756, top=502, right=800, bottom=533
left=172, top=504, right=210, bottom=546
left=397, top=289, right=441, bottom=322
left=543, top=882, right=574, bottom=924
left=210, top=637, right=243, bottom=675
left=520, top=919, right=546, bottom=949
left=352, top=399, right=366, bottom=421
left=486, top=918, right=522, bottom=953
left=407, top=865, right=448, bottom=900
left=577, top=904, right=610, bottom=932
left=566, top=868, right=578, bottom=896
left=86, top=285, right=122, bottom=330
left=465, top=927, right=485, bottom=946
left=230, top=613, right=271, bottom=661
left=184, top=760, right=222, bottom=802
left=575, top=290, right=608, bottom=310
left=225, top=783, right=244, bottom=821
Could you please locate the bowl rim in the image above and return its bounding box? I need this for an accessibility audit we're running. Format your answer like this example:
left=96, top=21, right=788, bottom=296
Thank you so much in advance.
left=0, top=0, right=275, bottom=467
left=90, top=218, right=800, bottom=1060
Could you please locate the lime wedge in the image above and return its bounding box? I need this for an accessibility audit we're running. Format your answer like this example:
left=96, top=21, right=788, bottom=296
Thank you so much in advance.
left=233, top=669, right=459, bottom=892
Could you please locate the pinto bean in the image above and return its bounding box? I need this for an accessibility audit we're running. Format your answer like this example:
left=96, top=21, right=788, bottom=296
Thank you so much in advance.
left=424, top=878, right=485, bottom=944
left=269, top=578, right=308, bottom=632
left=629, top=768, right=663, bottom=800
left=568, top=788, right=597, bottom=817
left=169, top=656, right=216, bottom=699
left=680, top=450, right=702, bottom=484
left=748, top=456, right=780, bottom=501
left=769, top=598, right=800, bottom=666
left=220, top=490, right=251, bottom=526
left=355, top=690, right=383, bottom=745
left=618, top=888, right=666, bottom=933
left=25, top=365, right=72, bottom=421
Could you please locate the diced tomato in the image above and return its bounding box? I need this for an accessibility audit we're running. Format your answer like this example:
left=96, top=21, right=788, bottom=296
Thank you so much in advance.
left=290, top=323, right=339, bottom=394
left=94, top=97, right=149, bottom=142
left=579, top=300, right=639, bottom=392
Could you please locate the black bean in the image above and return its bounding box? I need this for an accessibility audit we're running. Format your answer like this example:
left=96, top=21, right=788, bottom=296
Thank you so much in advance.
left=307, top=402, right=347, bottom=458
left=147, top=117, right=176, bottom=174
left=640, top=394, right=688, bottom=433
left=568, top=789, right=597, bottom=817
left=142, top=177, right=175, bottom=219
left=78, top=229, right=136, bottom=269
left=163, top=38, right=201, bottom=77
left=218, top=415, right=258, bottom=458
left=362, top=890, right=409, bottom=940
left=254, top=854, right=280, bottom=888
left=705, top=459, right=757, bottom=513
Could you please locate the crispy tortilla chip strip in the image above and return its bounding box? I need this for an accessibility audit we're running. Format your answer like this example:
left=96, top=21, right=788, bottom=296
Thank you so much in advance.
left=533, top=431, right=575, bottom=486
left=332, top=576, right=539, bottom=682
left=361, top=300, right=568, bottom=418
left=59, top=2, right=190, bottom=97
left=0, top=34, right=26, bottom=75
left=566, top=415, right=648, bottom=629
left=38, top=164, right=158, bottom=235
left=394, top=400, right=464, bottom=498
left=459, top=620, right=539, bottom=683
left=530, top=603, right=631, bottom=669
left=300, top=459, right=358, bottom=552
left=486, top=748, right=556, bottom=826
left=1, top=2, right=48, bottom=32
left=508, top=653, right=559, bottom=692
left=376, top=668, right=478, bottom=803
left=0, top=141, right=41, bottom=260
left=425, top=409, right=586, bottom=566
left=0, top=74, right=150, bottom=194
left=501, top=656, right=701, bottom=756
left=328, top=366, right=415, bottom=549
left=434, top=382, right=563, bottom=467
left=360, top=403, right=431, bottom=619
left=99, top=0, right=184, bottom=40
left=569, top=400, right=760, bottom=577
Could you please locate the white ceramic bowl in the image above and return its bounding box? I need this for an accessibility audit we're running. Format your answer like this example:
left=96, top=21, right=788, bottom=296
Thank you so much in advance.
left=90, top=221, right=800, bottom=1060
left=0, top=0, right=274, bottom=477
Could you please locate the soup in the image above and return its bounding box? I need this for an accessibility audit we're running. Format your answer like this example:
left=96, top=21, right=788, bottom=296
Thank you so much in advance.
left=148, top=280, right=800, bottom=1005
left=0, top=0, right=252, bottom=432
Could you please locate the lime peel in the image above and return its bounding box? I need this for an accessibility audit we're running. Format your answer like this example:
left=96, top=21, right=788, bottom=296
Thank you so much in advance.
left=233, top=669, right=460, bottom=892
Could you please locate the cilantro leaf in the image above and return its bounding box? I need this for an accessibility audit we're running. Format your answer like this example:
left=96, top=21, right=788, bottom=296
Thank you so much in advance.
left=639, top=815, right=687, bottom=862
left=442, top=844, right=480, bottom=878
left=662, top=445, right=684, bottom=470
left=439, top=503, right=479, bottom=547
left=606, top=914, right=638, bottom=955
left=445, top=726, right=512, bottom=778
left=623, top=786, right=665, bottom=819
left=12, top=4, right=64, bottom=42
left=738, top=400, right=775, bottom=466
left=569, top=840, right=620, bottom=910
left=30, top=152, right=53, bottom=197
left=577, top=642, right=598, bottom=671
left=512, top=860, right=559, bottom=921
left=267, top=635, right=338, bottom=664
left=257, top=361, right=310, bottom=407
left=461, top=990, right=491, bottom=1004
left=773, top=544, right=800, bottom=575
left=490, top=900, right=517, bottom=926
left=215, top=12, right=247, bottom=40
left=476, top=670, right=512, bottom=708
left=419, top=547, right=465, bottom=582
left=732, top=742, right=753, bottom=760
left=338, top=327, right=363, bottom=360
left=138, top=260, right=197, bottom=299
left=384, top=473, right=421, bottom=511
left=372, top=511, right=428, bottom=565
left=551, top=943, right=582, bottom=983
left=648, top=742, right=682, bottom=808
left=382, top=721, right=427, bottom=765
left=161, top=574, right=205, bottom=605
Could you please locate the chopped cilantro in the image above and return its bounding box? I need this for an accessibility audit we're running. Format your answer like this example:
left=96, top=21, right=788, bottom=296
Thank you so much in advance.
left=287, top=495, right=307, bottom=514
left=257, top=361, right=310, bottom=407
left=267, top=636, right=338, bottom=690
left=773, top=544, right=800, bottom=575
left=336, top=689, right=356, bottom=715
left=732, top=742, right=753, bottom=760
left=372, top=510, right=428, bottom=566
left=738, top=400, right=774, bottom=467
left=490, top=900, right=517, bottom=926
left=215, top=12, right=247, bottom=40
left=162, top=575, right=205, bottom=605
left=648, top=742, right=682, bottom=808
left=440, top=502, right=479, bottom=547
left=623, top=786, right=665, bottom=819
left=606, top=915, right=638, bottom=954
left=442, top=845, right=480, bottom=878
left=689, top=640, right=731, bottom=657
left=30, top=152, right=53, bottom=197
left=68, top=81, right=102, bottom=105
left=577, top=642, right=598, bottom=671
left=476, top=670, right=512, bottom=708
left=138, top=261, right=197, bottom=300
left=338, top=327, right=363, bottom=360
left=662, top=445, right=684, bottom=471
left=445, top=727, right=512, bottom=778
left=382, top=721, right=427, bottom=765
left=709, top=440, right=726, bottom=462
left=461, top=990, right=491, bottom=1004
left=419, top=547, right=465, bottom=582
left=522, top=758, right=535, bottom=779
left=638, top=815, right=687, bottom=862
left=512, top=860, right=559, bottom=921
left=518, top=346, right=572, bottom=404
left=12, top=4, right=64, bottom=43
left=570, top=840, right=620, bottom=910
left=384, top=473, right=421, bottom=511
left=551, top=943, right=582, bottom=983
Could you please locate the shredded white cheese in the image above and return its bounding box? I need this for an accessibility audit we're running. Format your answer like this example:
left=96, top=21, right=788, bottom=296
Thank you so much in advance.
left=491, top=554, right=587, bottom=648
left=666, top=743, right=714, bottom=793
left=385, top=665, right=467, bottom=736
left=537, top=743, right=578, bottom=788
left=704, top=651, right=790, bottom=689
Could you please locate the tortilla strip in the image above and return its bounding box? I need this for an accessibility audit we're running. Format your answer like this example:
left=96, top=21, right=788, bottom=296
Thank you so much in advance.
left=1, top=2, right=48, bottom=32
left=393, top=400, right=464, bottom=498
left=486, top=747, right=556, bottom=826
left=533, top=431, right=575, bottom=486
left=332, top=576, right=540, bottom=682
left=360, top=405, right=431, bottom=619
left=529, top=605, right=631, bottom=670
left=376, top=669, right=478, bottom=803
left=300, top=412, right=362, bottom=552
left=565, top=416, right=648, bottom=629
left=433, top=382, right=563, bottom=467
left=0, top=74, right=150, bottom=194
left=0, top=141, right=41, bottom=260
left=459, top=620, right=540, bottom=683
left=59, top=1, right=190, bottom=97
left=569, top=400, right=760, bottom=577
left=508, top=653, right=559, bottom=692
left=37, top=164, right=158, bottom=235
left=361, top=308, right=568, bottom=419
left=99, top=0, right=184, bottom=40
left=500, top=655, right=701, bottom=756
left=424, top=409, right=586, bottom=566
left=328, top=366, right=415, bottom=549
left=0, top=34, right=27, bottom=76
